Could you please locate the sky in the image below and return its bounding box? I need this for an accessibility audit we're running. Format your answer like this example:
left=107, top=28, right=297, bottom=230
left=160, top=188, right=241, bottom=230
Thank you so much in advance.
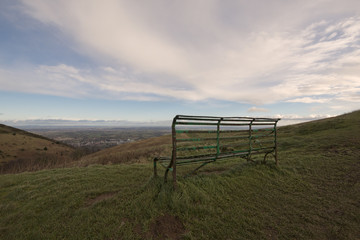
left=0, top=0, right=359, bottom=126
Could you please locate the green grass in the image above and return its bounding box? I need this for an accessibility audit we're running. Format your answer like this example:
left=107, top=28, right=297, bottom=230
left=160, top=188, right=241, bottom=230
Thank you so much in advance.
left=1, top=111, right=359, bottom=239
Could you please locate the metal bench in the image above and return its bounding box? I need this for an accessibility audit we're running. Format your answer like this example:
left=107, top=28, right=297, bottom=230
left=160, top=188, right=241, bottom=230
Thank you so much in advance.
left=154, top=115, right=280, bottom=187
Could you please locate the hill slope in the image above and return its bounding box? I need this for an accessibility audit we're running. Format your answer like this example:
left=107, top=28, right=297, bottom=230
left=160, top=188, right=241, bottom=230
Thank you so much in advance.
left=77, top=134, right=172, bottom=166
left=0, top=124, right=76, bottom=173
left=0, top=111, right=359, bottom=239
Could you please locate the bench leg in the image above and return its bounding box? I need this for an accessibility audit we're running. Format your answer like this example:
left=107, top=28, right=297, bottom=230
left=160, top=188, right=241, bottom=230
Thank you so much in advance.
left=172, top=163, right=177, bottom=189
left=164, top=167, right=169, bottom=183
left=186, top=161, right=212, bottom=177
left=153, top=158, right=158, bottom=177
left=263, top=152, right=270, bottom=164
left=247, top=154, right=253, bottom=162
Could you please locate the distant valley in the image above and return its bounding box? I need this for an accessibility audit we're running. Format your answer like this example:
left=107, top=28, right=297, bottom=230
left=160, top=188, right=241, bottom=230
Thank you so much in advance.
left=0, top=124, right=170, bottom=174
left=26, top=127, right=170, bottom=151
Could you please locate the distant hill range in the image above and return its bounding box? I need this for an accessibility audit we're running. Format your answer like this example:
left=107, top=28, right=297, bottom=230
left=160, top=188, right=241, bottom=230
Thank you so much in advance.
left=2, top=119, right=171, bottom=128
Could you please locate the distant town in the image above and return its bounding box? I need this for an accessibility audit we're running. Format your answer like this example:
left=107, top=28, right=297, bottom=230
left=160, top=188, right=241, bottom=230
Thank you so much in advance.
left=25, top=127, right=170, bottom=152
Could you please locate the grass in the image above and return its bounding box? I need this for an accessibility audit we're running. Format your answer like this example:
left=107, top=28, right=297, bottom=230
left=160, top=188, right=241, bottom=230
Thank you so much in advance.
left=76, top=135, right=172, bottom=167
left=0, top=124, right=75, bottom=174
left=0, top=111, right=359, bottom=239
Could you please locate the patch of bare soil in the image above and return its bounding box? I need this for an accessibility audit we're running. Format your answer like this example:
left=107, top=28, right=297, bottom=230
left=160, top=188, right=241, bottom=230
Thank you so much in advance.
left=85, top=192, right=117, bottom=207
left=146, top=214, right=186, bottom=240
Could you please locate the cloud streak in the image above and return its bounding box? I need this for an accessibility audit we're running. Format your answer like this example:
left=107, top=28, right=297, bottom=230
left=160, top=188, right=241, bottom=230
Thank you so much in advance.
left=1, top=0, right=359, bottom=112
left=247, top=107, right=269, bottom=113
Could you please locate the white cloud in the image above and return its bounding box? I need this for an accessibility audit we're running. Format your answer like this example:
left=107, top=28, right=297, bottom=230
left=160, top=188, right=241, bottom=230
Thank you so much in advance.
left=102, top=67, right=116, bottom=73
left=0, top=64, right=95, bottom=98
left=286, top=97, right=330, bottom=103
left=272, top=113, right=333, bottom=120
left=2, top=0, right=358, bottom=111
left=250, top=112, right=337, bottom=126
left=247, top=107, right=269, bottom=113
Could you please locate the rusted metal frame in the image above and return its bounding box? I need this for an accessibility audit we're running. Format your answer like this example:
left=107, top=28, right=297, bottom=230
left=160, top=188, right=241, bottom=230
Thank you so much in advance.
left=209, top=116, right=278, bottom=122
left=156, top=156, right=171, bottom=160
left=176, top=116, right=279, bottom=125
left=274, top=120, right=279, bottom=165
left=220, top=142, right=249, bottom=149
left=176, top=115, right=253, bottom=121
left=172, top=117, right=222, bottom=181
left=153, top=157, right=158, bottom=176
left=176, top=130, right=217, bottom=134
left=251, top=125, right=275, bottom=150
left=177, top=145, right=217, bottom=151
left=176, top=146, right=267, bottom=163
left=215, top=149, right=251, bottom=158
left=176, top=115, right=223, bottom=120
left=172, top=116, right=178, bottom=188
left=176, top=122, right=219, bottom=126
left=157, top=154, right=216, bottom=168
left=219, top=147, right=274, bottom=158
left=176, top=134, right=249, bottom=142
left=177, top=157, right=216, bottom=166
left=176, top=115, right=278, bottom=122
left=256, top=123, right=278, bottom=164
left=176, top=129, right=249, bottom=134
left=248, top=119, right=254, bottom=162
left=176, top=137, right=218, bottom=142
left=216, top=118, right=222, bottom=159
left=176, top=152, right=218, bottom=160
left=251, top=130, right=275, bottom=148
left=219, top=130, right=247, bottom=133
left=250, top=118, right=280, bottom=122
left=164, top=116, right=178, bottom=185
left=154, top=156, right=172, bottom=177
left=219, top=135, right=249, bottom=140
left=263, top=151, right=276, bottom=164
left=251, top=123, right=277, bottom=126
left=160, top=115, right=280, bottom=188
left=219, top=123, right=252, bottom=126
left=186, top=161, right=214, bottom=176
left=220, top=118, right=254, bottom=121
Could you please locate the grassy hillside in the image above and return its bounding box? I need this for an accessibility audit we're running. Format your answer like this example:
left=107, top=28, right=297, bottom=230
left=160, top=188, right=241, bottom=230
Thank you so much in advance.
left=76, top=134, right=172, bottom=167
left=0, top=111, right=359, bottom=239
left=0, top=124, right=76, bottom=174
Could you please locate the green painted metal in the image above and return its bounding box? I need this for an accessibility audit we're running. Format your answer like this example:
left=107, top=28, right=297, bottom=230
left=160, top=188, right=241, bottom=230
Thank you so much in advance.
left=176, top=122, right=218, bottom=126
left=216, top=119, right=221, bottom=158
left=154, top=115, right=280, bottom=188
left=220, top=142, right=249, bottom=148
left=177, top=158, right=216, bottom=166
left=248, top=119, right=253, bottom=161
left=252, top=128, right=275, bottom=132
left=176, top=137, right=217, bottom=142
left=176, top=130, right=218, bottom=134
left=177, top=145, right=217, bottom=151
